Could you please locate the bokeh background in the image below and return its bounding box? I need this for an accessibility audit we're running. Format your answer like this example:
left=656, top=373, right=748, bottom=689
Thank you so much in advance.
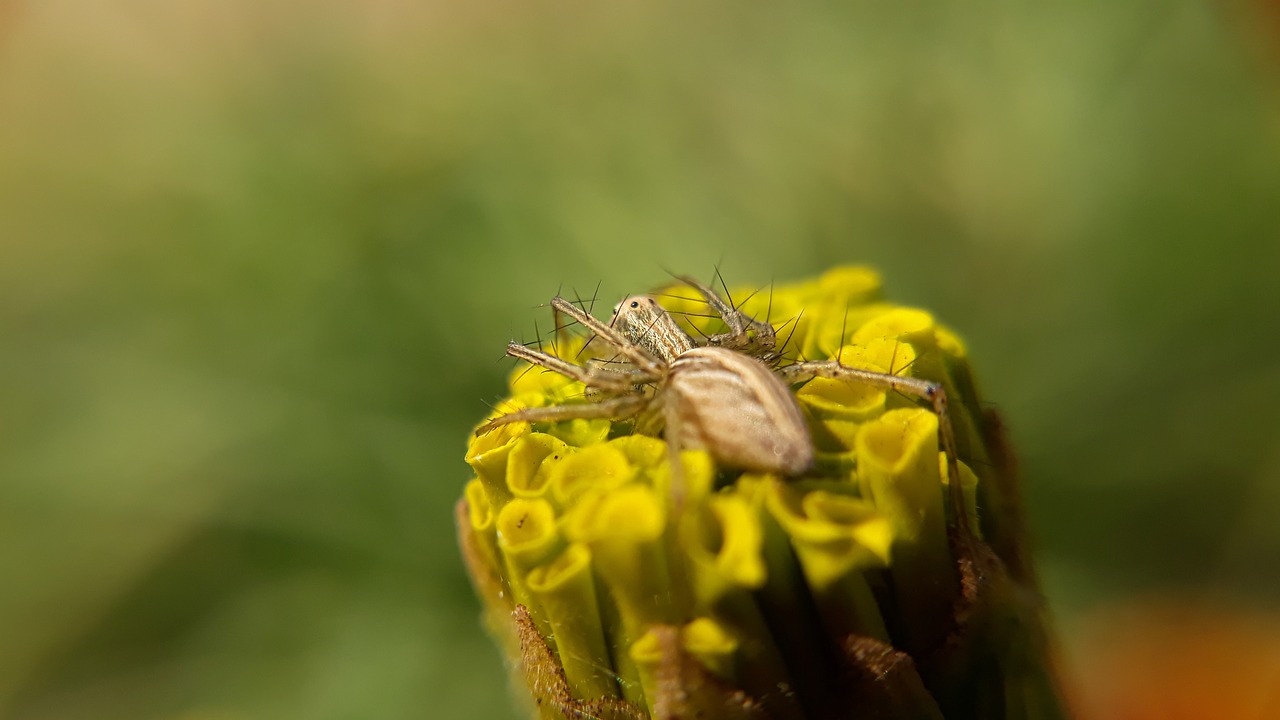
left=2, top=1, right=1279, bottom=718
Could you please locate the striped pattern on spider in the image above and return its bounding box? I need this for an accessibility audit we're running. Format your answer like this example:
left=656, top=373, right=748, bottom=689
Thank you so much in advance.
left=477, top=275, right=961, bottom=496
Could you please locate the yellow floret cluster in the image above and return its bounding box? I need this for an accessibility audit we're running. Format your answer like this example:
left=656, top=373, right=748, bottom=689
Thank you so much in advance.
left=458, top=266, right=1060, bottom=720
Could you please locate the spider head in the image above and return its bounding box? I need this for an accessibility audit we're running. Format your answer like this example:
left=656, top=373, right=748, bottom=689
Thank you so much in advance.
left=611, top=294, right=694, bottom=364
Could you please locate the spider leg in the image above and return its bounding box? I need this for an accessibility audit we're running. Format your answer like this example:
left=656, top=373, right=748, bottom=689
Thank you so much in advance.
left=677, top=275, right=777, bottom=355
left=778, top=361, right=967, bottom=536
left=475, top=393, right=650, bottom=435
left=662, top=394, right=687, bottom=513
left=507, top=341, right=656, bottom=392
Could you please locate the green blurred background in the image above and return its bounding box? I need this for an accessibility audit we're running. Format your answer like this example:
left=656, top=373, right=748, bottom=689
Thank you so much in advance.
left=2, top=1, right=1278, bottom=718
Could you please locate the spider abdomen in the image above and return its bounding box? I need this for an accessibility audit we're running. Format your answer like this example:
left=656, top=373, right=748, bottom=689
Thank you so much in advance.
left=666, top=346, right=814, bottom=476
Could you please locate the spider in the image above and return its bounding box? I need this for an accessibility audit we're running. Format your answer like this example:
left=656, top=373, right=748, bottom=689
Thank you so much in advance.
left=477, top=275, right=961, bottom=513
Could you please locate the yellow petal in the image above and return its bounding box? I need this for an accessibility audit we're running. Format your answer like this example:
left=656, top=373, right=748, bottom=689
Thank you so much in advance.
left=505, top=432, right=572, bottom=499
left=549, top=442, right=635, bottom=509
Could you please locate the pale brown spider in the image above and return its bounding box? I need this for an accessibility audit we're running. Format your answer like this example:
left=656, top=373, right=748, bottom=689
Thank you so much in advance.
left=477, top=275, right=962, bottom=516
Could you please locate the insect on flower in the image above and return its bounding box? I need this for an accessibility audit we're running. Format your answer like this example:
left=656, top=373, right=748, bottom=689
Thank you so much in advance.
left=477, top=275, right=963, bottom=516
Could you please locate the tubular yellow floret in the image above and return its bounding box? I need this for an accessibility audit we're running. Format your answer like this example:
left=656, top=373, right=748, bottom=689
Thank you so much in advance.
left=526, top=544, right=617, bottom=700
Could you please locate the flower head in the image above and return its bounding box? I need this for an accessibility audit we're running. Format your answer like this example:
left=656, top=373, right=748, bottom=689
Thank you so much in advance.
left=458, top=266, right=1067, bottom=719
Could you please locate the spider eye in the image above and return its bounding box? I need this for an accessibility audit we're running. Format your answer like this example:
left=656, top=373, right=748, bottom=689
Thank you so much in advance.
left=630, top=301, right=639, bottom=308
